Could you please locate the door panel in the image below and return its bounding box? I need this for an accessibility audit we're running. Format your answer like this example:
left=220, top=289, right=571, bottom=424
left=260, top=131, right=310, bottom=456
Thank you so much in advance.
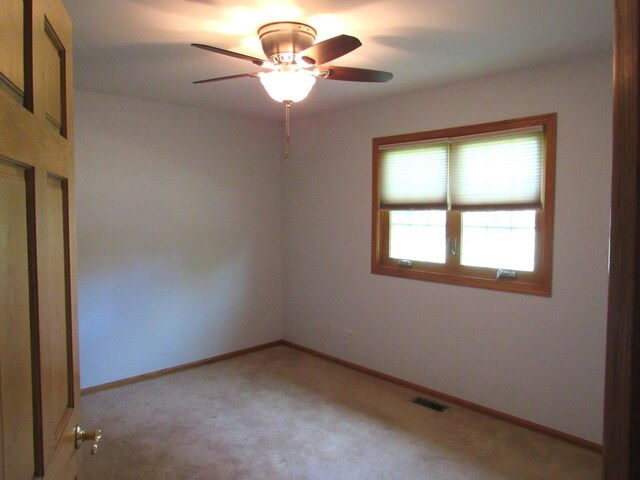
left=0, top=159, right=35, bottom=480
left=0, top=0, right=25, bottom=100
left=40, top=175, right=73, bottom=467
left=43, top=20, right=64, bottom=135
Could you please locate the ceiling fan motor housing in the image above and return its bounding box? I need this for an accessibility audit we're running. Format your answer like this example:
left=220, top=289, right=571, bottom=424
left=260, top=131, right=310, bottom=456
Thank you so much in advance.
left=258, top=22, right=317, bottom=65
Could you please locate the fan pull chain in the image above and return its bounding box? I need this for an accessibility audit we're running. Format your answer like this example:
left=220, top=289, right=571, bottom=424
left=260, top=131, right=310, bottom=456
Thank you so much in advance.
left=284, top=100, right=293, bottom=160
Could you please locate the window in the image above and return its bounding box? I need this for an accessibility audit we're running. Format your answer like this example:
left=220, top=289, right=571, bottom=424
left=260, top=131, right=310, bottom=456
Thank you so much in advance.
left=371, top=114, right=556, bottom=296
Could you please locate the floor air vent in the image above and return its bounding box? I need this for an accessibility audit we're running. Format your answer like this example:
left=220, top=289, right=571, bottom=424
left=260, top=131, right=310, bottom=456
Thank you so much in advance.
left=412, top=397, right=447, bottom=412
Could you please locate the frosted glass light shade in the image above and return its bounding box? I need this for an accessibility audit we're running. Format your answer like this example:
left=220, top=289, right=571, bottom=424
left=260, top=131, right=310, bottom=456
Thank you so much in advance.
left=260, top=70, right=316, bottom=103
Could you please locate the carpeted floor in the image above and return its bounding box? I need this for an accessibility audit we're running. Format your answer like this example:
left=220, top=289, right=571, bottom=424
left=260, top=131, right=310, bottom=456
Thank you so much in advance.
left=81, top=346, right=601, bottom=479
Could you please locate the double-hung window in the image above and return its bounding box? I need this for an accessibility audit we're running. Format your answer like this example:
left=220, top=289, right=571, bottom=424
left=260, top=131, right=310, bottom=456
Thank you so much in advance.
left=371, top=113, right=556, bottom=296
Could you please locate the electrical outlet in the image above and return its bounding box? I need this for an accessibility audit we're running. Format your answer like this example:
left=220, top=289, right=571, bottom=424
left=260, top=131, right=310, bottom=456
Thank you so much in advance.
left=345, top=329, right=356, bottom=340
left=327, top=321, right=334, bottom=333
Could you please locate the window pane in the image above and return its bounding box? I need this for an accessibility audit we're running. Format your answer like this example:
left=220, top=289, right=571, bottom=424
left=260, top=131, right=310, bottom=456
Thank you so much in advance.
left=461, top=210, right=536, bottom=271
left=449, top=130, right=543, bottom=209
left=389, top=210, right=446, bottom=263
left=379, top=143, right=449, bottom=208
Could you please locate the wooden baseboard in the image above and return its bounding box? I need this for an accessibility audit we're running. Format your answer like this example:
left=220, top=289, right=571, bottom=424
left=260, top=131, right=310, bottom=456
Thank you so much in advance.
left=80, top=338, right=602, bottom=454
left=280, top=340, right=603, bottom=454
left=80, top=340, right=284, bottom=395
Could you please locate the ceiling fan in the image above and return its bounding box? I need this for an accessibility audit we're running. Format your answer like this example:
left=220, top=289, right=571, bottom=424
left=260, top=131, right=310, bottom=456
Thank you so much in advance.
left=191, top=21, right=393, bottom=157
left=192, top=21, right=393, bottom=101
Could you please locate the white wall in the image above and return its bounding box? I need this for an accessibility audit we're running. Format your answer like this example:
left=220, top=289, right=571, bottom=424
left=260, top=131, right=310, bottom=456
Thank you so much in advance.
left=75, top=91, right=283, bottom=388
left=76, top=53, right=612, bottom=443
left=283, top=54, right=612, bottom=444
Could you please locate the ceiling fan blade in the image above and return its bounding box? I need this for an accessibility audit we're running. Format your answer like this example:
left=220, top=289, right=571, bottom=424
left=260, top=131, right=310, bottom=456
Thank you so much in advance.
left=320, top=66, right=393, bottom=82
left=300, top=35, right=362, bottom=65
left=191, top=43, right=265, bottom=67
left=193, top=73, right=259, bottom=84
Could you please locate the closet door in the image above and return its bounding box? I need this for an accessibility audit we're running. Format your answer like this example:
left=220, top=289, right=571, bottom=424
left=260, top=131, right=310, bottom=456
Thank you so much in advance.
left=1, top=1, right=95, bottom=479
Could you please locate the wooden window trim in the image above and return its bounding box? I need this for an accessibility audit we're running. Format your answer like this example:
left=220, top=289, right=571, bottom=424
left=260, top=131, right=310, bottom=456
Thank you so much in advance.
left=371, top=113, right=556, bottom=296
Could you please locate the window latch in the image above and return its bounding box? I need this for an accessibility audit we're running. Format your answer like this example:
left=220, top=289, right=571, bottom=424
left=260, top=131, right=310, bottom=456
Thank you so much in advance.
left=398, top=259, right=413, bottom=267
left=449, top=237, right=457, bottom=256
left=496, top=269, right=517, bottom=280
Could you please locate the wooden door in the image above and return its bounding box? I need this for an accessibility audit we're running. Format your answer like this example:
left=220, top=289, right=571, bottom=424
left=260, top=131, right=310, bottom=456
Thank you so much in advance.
left=0, top=0, right=87, bottom=478
left=603, top=0, right=640, bottom=478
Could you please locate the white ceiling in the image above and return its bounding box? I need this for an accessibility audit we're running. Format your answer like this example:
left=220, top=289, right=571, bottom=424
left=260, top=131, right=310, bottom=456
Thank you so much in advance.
left=64, top=0, right=613, bottom=121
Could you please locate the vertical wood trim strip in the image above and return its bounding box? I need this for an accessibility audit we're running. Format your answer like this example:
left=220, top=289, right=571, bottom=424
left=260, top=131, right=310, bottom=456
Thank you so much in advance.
left=61, top=179, right=73, bottom=408
left=540, top=113, right=556, bottom=295
left=58, top=40, right=66, bottom=138
left=22, top=0, right=33, bottom=112
left=25, top=167, right=44, bottom=476
left=604, top=0, right=640, bottom=478
left=371, top=140, right=381, bottom=272
left=448, top=210, right=461, bottom=268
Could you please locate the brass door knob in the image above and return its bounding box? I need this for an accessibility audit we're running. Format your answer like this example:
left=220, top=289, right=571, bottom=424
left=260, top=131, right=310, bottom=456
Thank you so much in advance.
left=75, top=425, right=102, bottom=454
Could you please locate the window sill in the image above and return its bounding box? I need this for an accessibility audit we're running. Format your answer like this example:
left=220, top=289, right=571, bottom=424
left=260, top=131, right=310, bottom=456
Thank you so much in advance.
left=371, top=263, right=551, bottom=296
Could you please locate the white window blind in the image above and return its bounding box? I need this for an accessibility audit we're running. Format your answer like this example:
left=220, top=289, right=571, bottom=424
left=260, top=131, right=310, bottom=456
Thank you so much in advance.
left=379, top=142, right=448, bottom=209
left=379, top=127, right=544, bottom=211
left=449, top=129, right=543, bottom=210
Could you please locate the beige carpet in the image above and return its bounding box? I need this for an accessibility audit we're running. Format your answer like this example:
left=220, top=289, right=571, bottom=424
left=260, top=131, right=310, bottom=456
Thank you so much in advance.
left=81, top=346, right=601, bottom=479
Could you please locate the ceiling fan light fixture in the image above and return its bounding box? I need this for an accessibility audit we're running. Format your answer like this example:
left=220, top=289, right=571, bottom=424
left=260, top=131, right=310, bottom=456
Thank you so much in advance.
left=260, top=69, right=316, bottom=103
